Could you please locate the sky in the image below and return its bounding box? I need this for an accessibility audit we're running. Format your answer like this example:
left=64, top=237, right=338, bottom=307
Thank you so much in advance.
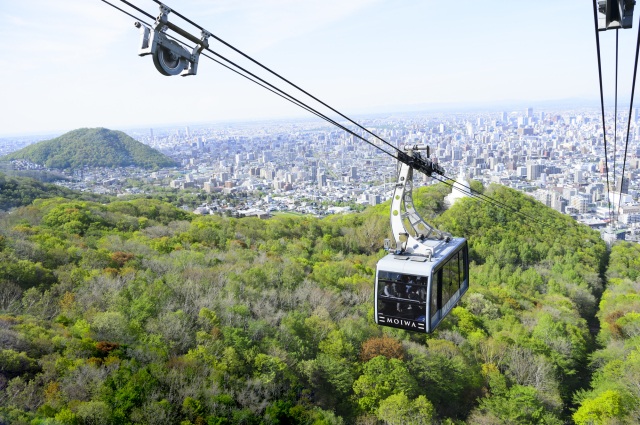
left=0, top=0, right=639, bottom=136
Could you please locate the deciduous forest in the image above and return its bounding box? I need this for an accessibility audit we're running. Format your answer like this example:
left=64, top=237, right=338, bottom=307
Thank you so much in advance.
left=0, top=180, right=637, bottom=424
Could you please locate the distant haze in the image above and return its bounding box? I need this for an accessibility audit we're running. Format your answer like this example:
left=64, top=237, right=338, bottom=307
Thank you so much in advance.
left=0, top=0, right=636, bottom=136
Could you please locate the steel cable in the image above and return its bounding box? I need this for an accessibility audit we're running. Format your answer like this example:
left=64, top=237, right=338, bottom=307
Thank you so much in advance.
left=101, top=0, right=564, bottom=226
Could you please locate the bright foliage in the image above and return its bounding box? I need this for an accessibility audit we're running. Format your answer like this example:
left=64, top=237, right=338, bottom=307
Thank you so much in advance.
left=0, top=182, right=614, bottom=424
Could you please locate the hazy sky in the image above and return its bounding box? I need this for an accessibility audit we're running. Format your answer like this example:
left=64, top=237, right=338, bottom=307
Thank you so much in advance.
left=1, top=0, right=638, bottom=136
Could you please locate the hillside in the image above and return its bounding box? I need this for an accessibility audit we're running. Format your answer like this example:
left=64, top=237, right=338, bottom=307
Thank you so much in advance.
left=2, top=128, right=176, bottom=169
left=0, top=182, right=615, bottom=424
left=0, top=172, right=108, bottom=211
left=572, top=242, right=640, bottom=423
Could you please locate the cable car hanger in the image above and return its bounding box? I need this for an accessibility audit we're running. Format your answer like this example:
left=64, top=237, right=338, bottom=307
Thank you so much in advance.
left=375, top=144, right=469, bottom=333
left=387, top=145, right=449, bottom=258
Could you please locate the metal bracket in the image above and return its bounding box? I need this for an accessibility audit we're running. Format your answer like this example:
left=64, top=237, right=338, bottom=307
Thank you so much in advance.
left=135, top=3, right=211, bottom=76
left=598, top=0, right=635, bottom=31
left=388, top=145, right=451, bottom=257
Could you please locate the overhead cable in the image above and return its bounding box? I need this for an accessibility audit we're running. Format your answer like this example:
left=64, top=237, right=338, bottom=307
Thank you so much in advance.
left=613, top=29, right=619, bottom=222
left=592, top=0, right=615, bottom=226
left=102, top=0, right=554, bottom=225
left=431, top=175, right=547, bottom=227
left=617, top=12, right=640, bottom=219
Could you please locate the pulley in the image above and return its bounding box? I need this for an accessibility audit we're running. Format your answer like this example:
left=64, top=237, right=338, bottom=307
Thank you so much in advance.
left=135, top=3, right=210, bottom=76
left=598, top=0, right=635, bottom=31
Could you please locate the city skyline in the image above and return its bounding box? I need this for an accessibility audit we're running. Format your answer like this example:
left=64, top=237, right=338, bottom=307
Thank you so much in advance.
left=2, top=0, right=640, bottom=136
left=5, top=107, right=638, bottom=231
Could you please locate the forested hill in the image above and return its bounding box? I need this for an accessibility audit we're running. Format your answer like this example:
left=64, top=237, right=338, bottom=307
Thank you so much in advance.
left=2, top=128, right=176, bottom=169
left=0, top=172, right=108, bottom=211
left=0, top=182, right=619, bottom=424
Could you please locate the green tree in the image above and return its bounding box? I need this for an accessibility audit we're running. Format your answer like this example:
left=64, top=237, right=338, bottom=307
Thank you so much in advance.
left=376, top=393, right=435, bottom=425
left=352, top=356, right=417, bottom=413
left=573, top=390, right=630, bottom=425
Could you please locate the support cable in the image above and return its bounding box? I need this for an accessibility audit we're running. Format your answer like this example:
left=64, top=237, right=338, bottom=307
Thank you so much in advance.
left=143, top=0, right=527, bottom=209
left=617, top=12, right=640, bottom=219
left=613, top=29, right=619, bottom=223
left=431, top=175, right=546, bottom=227
left=148, top=0, right=404, bottom=157
left=101, top=0, right=149, bottom=21
left=436, top=172, right=544, bottom=223
left=592, top=0, right=614, bottom=225
left=103, top=0, right=399, bottom=158
left=102, top=0, right=553, bottom=226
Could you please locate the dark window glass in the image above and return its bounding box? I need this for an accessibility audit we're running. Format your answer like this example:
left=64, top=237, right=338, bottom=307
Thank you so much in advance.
left=378, top=272, right=427, bottom=321
left=442, top=255, right=453, bottom=307
left=431, top=269, right=441, bottom=320
left=461, top=245, right=469, bottom=286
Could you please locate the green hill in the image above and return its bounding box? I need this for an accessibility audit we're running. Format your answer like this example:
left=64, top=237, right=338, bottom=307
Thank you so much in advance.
left=2, top=127, right=176, bottom=169
left=0, top=172, right=108, bottom=210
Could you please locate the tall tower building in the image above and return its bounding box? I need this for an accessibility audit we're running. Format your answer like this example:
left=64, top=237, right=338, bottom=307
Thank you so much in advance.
left=149, top=128, right=154, bottom=140
left=318, top=173, right=327, bottom=188
left=526, top=107, right=533, bottom=118
left=617, top=174, right=630, bottom=194
left=527, top=163, right=544, bottom=180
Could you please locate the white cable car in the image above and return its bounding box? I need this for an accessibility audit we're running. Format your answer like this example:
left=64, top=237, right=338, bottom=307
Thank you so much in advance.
left=375, top=145, right=469, bottom=333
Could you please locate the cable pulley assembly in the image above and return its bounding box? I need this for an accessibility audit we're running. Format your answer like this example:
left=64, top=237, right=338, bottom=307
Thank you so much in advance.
left=598, top=0, right=635, bottom=31
left=135, top=3, right=210, bottom=76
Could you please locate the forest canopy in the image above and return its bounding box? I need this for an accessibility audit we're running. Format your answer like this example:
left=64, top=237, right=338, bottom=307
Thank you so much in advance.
left=0, top=181, right=622, bottom=425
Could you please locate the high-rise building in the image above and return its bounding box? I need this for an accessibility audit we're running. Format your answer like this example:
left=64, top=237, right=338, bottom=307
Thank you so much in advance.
left=149, top=128, right=154, bottom=140
left=570, top=195, right=589, bottom=214
left=617, top=174, right=630, bottom=194
left=599, top=159, right=608, bottom=174
left=526, top=107, right=533, bottom=118
left=318, top=173, right=327, bottom=188
left=466, top=122, right=474, bottom=136
left=527, top=163, right=544, bottom=180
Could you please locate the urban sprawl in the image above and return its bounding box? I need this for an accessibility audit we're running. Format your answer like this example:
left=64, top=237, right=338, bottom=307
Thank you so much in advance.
left=3, top=107, right=640, bottom=243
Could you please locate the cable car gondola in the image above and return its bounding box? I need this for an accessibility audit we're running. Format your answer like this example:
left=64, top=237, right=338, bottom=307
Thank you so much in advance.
left=375, top=145, right=469, bottom=333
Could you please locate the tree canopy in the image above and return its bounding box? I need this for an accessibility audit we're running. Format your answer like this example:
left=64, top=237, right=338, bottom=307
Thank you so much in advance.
left=0, top=180, right=618, bottom=424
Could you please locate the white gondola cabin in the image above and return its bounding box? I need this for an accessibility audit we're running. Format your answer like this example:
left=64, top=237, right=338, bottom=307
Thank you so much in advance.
left=374, top=145, right=469, bottom=333
left=375, top=238, right=468, bottom=332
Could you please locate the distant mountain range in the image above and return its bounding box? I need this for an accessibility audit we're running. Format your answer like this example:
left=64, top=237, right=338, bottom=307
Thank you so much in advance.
left=2, top=128, right=176, bottom=170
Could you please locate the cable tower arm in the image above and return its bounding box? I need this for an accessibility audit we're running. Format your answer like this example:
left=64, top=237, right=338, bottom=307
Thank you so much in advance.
left=389, top=145, right=450, bottom=257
